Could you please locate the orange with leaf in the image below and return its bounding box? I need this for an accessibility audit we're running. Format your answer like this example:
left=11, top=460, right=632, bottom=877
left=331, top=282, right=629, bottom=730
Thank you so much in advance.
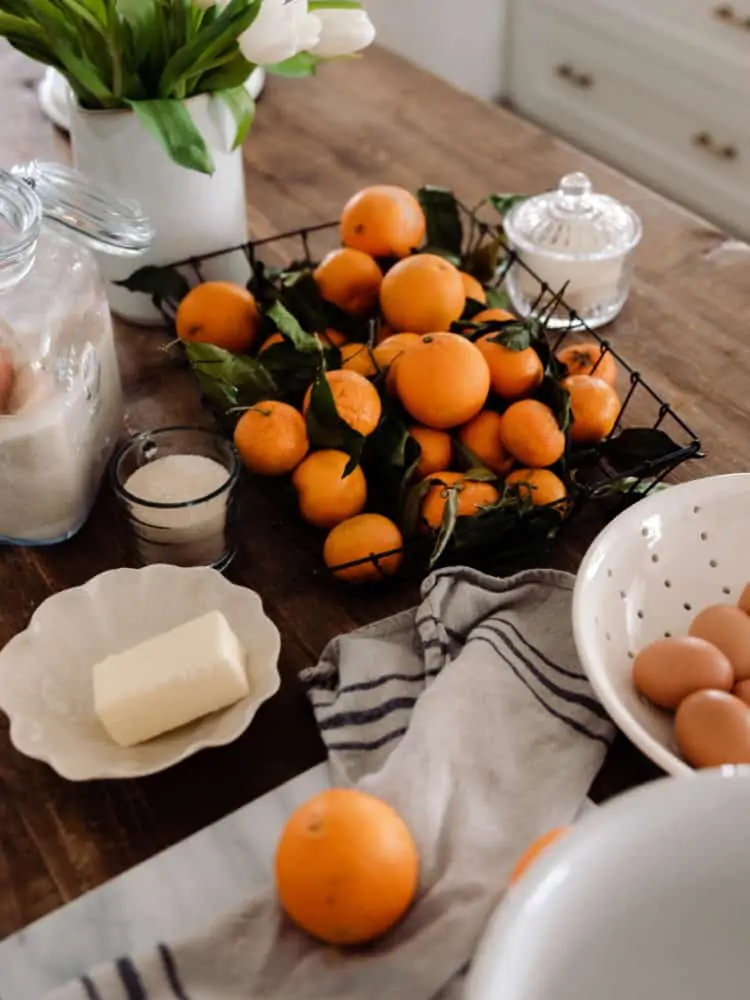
left=303, top=369, right=382, bottom=437
left=314, top=247, right=382, bottom=315
left=421, top=471, right=500, bottom=531
left=556, top=342, right=617, bottom=387
left=233, top=401, right=309, bottom=476
left=562, top=374, right=620, bottom=444
left=292, top=450, right=367, bottom=530
left=176, top=281, right=261, bottom=354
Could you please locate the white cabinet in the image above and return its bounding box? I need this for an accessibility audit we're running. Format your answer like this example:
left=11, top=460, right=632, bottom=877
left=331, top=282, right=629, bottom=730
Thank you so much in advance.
left=365, top=0, right=508, bottom=101
left=506, top=0, right=750, bottom=236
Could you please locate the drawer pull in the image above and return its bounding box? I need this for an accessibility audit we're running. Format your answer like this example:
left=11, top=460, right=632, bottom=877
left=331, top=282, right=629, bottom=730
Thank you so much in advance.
left=692, top=131, right=740, bottom=160
left=713, top=4, right=750, bottom=28
left=555, top=64, right=594, bottom=89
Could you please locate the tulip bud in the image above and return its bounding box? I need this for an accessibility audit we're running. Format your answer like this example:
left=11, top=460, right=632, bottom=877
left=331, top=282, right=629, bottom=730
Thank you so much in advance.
left=310, top=7, right=375, bottom=59
left=239, top=0, right=322, bottom=66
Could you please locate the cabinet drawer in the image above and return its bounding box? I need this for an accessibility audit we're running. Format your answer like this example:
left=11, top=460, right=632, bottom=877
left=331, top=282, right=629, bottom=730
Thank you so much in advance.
left=508, top=3, right=750, bottom=236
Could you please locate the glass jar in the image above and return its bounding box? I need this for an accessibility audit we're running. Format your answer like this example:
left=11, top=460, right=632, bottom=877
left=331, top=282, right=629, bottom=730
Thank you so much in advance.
left=503, top=172, right=643, bottom=330
left=0, top=162, right=152, bottom=545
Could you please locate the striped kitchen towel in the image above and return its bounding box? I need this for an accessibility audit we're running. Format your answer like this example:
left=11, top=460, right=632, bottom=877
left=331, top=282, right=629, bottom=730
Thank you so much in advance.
left=50, top=566, right=613, bottom=1000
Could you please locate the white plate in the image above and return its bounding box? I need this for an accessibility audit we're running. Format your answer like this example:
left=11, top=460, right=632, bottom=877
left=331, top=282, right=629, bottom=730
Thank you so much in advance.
left=0, top=565, right=281, bottom=780
left=37, top=67, right=267, bottom=133
left=572, top=473, right=750, bottom=776
left=466, top=768, right=750, bottom=1000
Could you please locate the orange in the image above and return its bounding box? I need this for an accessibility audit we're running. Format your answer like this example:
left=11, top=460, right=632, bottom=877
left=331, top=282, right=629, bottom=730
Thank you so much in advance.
left=314, top=248, right=382, bottom=315
left=460, top=272, right=487, bottom=304
left=275, top=788, right=419, bottom=946
left=409, top=425, right=453, bottom=479
left=233, top=400, right=309, bottom=476
left=380, top=254, right=466, bottom=334
left=303, top=369, right=382, bottom=437
left=340, top=185, right=426, bottom=259
left=292, top=449, right=367, bottom=529
left=176, top=281, right=261, bottom=354
left=500, top=400, right=566, bottom=468
left=458, top=410, right=514, bottom=475
left=476, top=335, right=544, bottom=400
left=421, top=471, right=500, bottom=531
left=562, top=374, right=620, bottom=444
left=506, top=468, right=567, bottom=507
left=473, top=307, right=516, bottom=324
left=320, top=328, right=348, bottom=348
left=395, top=333, right=490, bottom=429
left=510, top=827, right=570, bottom=885
left=556, top=342, right=617, bottom=387
left=340, top=342, right=377, bottom=377
left=323, top=513, right=404, bottom=583
left=259, top=332, right=285, bottom=353
left=373, top=332, right=421, bottom=393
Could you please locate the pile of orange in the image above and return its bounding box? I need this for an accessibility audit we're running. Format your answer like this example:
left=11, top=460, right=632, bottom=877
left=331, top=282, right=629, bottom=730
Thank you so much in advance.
left=175, top=183, right=623, bottom=581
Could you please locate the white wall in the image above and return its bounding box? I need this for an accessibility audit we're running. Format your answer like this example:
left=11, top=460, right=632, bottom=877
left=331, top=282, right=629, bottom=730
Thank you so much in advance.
left=366, top=0, right=507, bottom=102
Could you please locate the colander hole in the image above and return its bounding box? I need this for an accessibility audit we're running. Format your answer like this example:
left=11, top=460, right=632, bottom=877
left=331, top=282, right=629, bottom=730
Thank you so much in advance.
left=709, top=559, right=718, bottom=569
left=607, top=568, right=612, bottom=578
left=619, top=590, right=626, bottom=599
left=664, top=579, right=672, bottom=588
left=605, top=632, right=611, bottom=641
left=637, top=610, right=644, bottom=619
left=651, top=554, right=659, bottom=563
left=723, top=586, right=732, bottom=595
left=641, top=527, right=649, bottom=537
left=693, top=506, right=701, bottom=514
left=664, top=631, right=672, bottom=638
left=683, top=602, right=692, bottom=611
left=700, top=531, right=708, bottom=542
left=627, top=651, right=634, bottom=659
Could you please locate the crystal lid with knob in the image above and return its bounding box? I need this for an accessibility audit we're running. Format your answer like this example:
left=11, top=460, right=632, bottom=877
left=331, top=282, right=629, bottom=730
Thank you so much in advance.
left=503, top=172, right=642, bottom=261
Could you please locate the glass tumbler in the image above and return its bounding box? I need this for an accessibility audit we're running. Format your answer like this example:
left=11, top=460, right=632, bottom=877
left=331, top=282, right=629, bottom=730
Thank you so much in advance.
left=112, top=427, right=241, bottom=571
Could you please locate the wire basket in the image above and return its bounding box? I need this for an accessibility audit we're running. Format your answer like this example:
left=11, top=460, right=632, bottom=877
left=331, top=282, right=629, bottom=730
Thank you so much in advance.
left=122, top=196, right=702, bottom=581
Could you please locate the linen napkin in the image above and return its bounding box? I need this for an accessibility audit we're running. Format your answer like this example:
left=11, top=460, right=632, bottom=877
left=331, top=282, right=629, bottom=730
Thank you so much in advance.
left=50, top=566, right=613, bottom=1000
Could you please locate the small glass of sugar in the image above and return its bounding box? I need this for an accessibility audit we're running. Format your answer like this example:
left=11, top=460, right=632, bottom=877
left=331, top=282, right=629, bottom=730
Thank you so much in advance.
left=111, top=427, right=240, bottom=571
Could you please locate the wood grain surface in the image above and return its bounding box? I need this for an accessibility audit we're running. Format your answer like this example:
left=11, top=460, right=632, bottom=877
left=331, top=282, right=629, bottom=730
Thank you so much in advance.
left=0, top=42, right=748, bottom=939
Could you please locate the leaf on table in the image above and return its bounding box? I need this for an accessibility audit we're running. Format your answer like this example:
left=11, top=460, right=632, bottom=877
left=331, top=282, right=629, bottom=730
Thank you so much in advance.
left=429, top=486, right=459, bottom=567
left=417, top=186, right=463, bottom=258
left=114, top=264, right=191, bottom=312
left=599, top=428, right=684, bottom=473
left=185, top=341, right=277, bottom=416
left=305, top=366, right=365, bottom=475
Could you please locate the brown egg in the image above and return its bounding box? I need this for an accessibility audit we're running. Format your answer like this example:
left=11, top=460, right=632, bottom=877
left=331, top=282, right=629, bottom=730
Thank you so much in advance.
left=738, top=584, right=750, bottom=616
left=733, top=679, right=750, bottom=707
left=632, top=636, right=734, bottom=709
left=675, top=690, right=750, bottom=768
left=689, top=604, right=750, bottom=680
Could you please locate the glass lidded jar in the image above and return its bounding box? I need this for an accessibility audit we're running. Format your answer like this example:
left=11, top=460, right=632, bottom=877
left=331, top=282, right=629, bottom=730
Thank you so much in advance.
left=0, top=161, right=152, bottom=546
left=503, top=172, right=643, bottom=330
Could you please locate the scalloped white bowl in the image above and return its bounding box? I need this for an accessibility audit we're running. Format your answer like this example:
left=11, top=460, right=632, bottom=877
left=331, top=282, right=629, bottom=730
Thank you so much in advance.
left=0, top=565, right=281, bottom=780
left=573, top=473, right=750, bottom=776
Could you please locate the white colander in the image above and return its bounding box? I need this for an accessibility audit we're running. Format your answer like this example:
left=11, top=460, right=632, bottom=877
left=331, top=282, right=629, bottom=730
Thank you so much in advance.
left=572, top=474, right=750, bottom=775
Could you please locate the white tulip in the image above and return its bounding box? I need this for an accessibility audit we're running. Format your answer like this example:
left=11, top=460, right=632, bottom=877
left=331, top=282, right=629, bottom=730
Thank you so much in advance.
left=310, top=7, right=375, bottom=58
left=239, top=0, right=322, bottom=66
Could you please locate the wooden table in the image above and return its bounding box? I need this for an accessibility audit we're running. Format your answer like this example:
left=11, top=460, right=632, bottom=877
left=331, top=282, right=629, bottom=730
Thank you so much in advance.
left=1, top=42, right=749, bottom=941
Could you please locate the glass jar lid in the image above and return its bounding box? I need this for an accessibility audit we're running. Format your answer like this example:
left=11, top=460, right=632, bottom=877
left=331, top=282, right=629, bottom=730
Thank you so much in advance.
left=503, top=172, right=642, bottom=261
left=10, top=161, right=154, bottom=257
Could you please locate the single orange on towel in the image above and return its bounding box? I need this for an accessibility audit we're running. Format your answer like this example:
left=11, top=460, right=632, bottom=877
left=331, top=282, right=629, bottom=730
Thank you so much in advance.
left=275, top=788, right=419, bottom=945
left=510, top=826, right=570, bottom=885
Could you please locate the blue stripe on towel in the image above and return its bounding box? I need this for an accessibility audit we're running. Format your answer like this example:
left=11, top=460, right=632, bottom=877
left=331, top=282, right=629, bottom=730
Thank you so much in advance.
left=471, top=634, right=610, bottom=746
left=317, top=696, right=418, bottom=732
left=326, top=727, right=408, bottom=753
left=116, top=958, right=147, bottom=1000
left=493, top=617, right=587, bottom=682
left=308, top=666, right=442, bottom=704
left=479, top=621, right=610, bottom=721
left=159, top=944, right=189, bottom=1000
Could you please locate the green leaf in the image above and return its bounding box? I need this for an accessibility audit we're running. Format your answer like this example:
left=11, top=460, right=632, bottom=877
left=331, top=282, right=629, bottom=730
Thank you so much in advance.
left=305, top=367, right=365, bottom=475
left=198, top=53, right=255, bottom=93
left=401, top=477, right=432, bottom=538
left=483, top=322, right=532, bottom=352
left=114, top=264, right=190, bottom=312
left=185, top=341, right=277, bottom=416
left=266, top=301, right=322, bottom=353
left=487, top=193, right=529, bottom=218
left=468, top=237, right=504, bottom=284
left=309, top=0, right=363, bottom=8
left=429, top=486, right=459, bottom=567
left=216, top=85, right=255, bottom=149
left=485, top=286, right=513, bottom=311
left=128, top=98, right=215, bottom=174
left=266, top=52, right=319, bottom=77
left=417, top=186, right=462, bottom=257
left=599, top=428, right=683, bottom=474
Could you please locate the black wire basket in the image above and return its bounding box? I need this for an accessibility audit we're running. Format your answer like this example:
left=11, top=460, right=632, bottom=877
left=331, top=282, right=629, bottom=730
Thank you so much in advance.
left=122, top=191, right=703, bottom=581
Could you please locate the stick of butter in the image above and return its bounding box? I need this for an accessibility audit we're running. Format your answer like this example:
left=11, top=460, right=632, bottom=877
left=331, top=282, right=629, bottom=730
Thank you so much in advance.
left=93, top=610, right=250, bottom=747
